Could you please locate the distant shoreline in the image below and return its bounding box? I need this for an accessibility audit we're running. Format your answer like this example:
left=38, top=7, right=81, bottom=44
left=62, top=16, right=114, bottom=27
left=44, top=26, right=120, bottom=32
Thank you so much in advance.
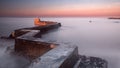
left=108, top=17, right=120, bottom=19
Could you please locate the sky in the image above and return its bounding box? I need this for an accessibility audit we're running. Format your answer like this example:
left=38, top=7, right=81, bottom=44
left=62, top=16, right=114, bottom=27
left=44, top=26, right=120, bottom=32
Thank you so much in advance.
left=0, top=0, right=120, bottom=17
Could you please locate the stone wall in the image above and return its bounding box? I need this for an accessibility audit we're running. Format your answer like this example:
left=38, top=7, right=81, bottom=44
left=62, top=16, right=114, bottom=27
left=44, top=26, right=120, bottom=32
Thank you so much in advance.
left=11, top=22, right=107, bottom=68
left=15, top=30, right=56, bottom=59
left=29, top=45, right=79, bottom=68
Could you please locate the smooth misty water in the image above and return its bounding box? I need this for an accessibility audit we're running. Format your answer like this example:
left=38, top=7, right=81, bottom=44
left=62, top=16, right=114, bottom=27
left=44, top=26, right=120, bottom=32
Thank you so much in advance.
left=0, top=17, right=120, bottom=68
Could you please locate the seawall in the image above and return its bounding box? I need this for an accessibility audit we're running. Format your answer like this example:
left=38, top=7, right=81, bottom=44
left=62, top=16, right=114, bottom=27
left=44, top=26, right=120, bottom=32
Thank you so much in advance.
left=6, top=22, right=107, bottom=68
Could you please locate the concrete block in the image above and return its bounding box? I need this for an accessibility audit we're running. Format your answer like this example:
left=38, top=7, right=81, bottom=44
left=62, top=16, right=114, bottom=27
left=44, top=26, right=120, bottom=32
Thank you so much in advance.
left=15, top=30, right=55, bottom=59
left=30, top=45, right=79, bottom=68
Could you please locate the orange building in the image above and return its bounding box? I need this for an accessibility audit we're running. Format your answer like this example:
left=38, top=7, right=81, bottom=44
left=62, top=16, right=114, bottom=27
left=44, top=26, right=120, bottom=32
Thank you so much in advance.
left=34, top=18, right=46, bottom=26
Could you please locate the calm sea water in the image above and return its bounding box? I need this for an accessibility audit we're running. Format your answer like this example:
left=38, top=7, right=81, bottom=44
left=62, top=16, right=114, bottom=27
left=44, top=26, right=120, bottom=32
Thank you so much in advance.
left=0, top=17, right=120, bottom=68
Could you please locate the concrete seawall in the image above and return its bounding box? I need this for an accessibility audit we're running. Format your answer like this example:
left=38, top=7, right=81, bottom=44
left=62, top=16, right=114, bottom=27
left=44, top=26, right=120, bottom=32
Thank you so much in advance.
left=6, top=22, right=107, bottom=68
left=9, top=23, right=61, bottom=38
left=14, top=23, right=61, bottom=59
left=29, top=45, right=79, bottom=68
left=15, top=30, right=52, bottom=59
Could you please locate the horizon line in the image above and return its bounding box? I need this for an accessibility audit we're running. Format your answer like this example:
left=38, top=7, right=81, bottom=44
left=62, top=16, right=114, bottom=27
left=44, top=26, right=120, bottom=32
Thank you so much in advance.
left=0, top=15, right=120, bottom=18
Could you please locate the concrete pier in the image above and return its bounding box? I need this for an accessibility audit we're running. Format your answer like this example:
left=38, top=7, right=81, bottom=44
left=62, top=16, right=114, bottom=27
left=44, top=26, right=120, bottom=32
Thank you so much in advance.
left=14, top=23, right=61, bottom=59
left=9, top=23, right=61, bottom=38
left=7, top=19, right=107, bottom=68
left=29, top=45, right=79, bottom=68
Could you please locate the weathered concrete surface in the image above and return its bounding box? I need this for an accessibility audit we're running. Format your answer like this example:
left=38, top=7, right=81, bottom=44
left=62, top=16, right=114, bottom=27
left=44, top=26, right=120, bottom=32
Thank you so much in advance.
left=29, top=45, right=79, bottom=68
left=12, top=29, right=36, bottom=38
left=9, top=23, right=61, bottom=38
left=15, top=30, right=57, bottom=59
left=11, top=22, right=61, bottom=60
left=24, top=23, right=61, bottom=34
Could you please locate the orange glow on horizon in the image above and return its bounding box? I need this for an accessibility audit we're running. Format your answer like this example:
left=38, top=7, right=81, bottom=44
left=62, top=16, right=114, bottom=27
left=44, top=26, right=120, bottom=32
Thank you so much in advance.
left=0, top=3, right=120, bottom=17
left=38, top=4, right=120, bottom=17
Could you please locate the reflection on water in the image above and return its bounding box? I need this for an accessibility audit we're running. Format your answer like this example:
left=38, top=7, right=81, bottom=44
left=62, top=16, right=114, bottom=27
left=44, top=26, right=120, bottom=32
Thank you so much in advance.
left=0, top=17, right=120, bottom=68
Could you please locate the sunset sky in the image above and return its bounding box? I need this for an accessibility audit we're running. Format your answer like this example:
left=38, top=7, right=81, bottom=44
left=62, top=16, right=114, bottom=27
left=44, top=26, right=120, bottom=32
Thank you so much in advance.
left=0, top=0, right=120, bottom=17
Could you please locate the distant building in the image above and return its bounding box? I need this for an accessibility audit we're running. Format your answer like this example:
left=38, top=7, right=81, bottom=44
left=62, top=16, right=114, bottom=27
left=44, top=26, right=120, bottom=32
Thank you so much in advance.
left=34, top=18, right=46, bottom=26
left=34, top=18, right=57, bottom=26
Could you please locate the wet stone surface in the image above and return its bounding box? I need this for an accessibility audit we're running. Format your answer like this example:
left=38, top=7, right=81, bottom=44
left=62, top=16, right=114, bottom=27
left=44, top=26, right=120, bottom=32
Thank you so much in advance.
left=29, top=45, right=79, bottom=68
left=74, top=55, right=107, bottom=68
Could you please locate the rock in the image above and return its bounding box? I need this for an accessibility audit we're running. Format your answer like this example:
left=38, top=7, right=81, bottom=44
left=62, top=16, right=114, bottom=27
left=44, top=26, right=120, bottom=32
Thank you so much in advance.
left=74, top=55, right=107, bottom=68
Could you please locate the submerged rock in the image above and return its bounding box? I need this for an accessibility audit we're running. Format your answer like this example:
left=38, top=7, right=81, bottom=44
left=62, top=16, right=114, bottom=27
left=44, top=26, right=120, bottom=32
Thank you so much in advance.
left=74, top=55, right=107, bottom=68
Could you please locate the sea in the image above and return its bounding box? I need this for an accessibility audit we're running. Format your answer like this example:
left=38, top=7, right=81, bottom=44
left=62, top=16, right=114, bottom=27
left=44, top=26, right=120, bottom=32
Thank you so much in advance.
left=0, top=17, right=120, bottom=68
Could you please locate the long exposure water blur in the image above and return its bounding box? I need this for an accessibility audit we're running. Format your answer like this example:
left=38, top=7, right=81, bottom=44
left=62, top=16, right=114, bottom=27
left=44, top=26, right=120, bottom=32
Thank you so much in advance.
left=0, top=17, right=120, bottom=68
